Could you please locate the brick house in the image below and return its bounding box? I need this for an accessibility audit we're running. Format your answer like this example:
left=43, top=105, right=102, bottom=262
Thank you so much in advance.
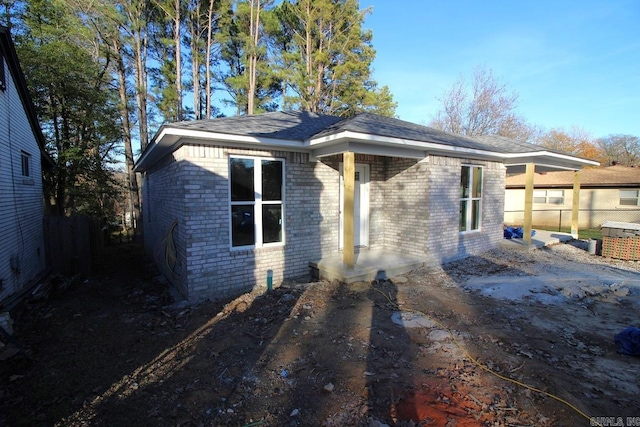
left=134, top=112, right=596, bottom=302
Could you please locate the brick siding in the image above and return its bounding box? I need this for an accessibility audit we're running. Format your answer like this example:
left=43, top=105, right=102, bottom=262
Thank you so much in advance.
left=142, top=148, right=506, bottom=302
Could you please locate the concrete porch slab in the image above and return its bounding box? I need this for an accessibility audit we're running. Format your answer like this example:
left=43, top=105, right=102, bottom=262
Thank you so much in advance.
left=309, top=249, right=425, bottom=283
left=500, top=229, right=574, bottom=251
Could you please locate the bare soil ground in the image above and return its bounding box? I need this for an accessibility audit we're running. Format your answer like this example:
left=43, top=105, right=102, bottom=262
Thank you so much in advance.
left=1, top=241, right=639, bottom=427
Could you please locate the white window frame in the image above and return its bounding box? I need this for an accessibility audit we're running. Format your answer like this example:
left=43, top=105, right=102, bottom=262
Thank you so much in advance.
left=619, top=189, right=639, bottom=206
left=229, top=155, right=285, bottom=249
left=533, top=189, right=564, bottom=205
left=460, top=165, right=483, bottom=233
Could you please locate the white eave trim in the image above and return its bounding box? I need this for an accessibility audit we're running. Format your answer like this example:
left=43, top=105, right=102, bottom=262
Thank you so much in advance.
left=158, top=126, right=306, bottom=148
left=309, top=130, right=506, bottom=159
left=134, top=126, right=308, bottom=171
left=502, top=150, right=600, bottom=167
left=136, top=126, right=600, bottom=172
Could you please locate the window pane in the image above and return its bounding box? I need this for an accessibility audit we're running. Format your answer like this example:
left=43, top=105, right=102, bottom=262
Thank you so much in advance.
left=460, top=166, right=470, bottom=198
left=21, top=153, right=30, bottom=177
left=620, top=199, right=638, bottom=206
left=620, top=190, right=638, bottom=199
left=231, top=158, right=255, bottom=201
left=262, top=160, right=282, bottom=201
left=459, top=201, right=468, bottom=231
left=231, top=205, right=255, bottom=247
left=472, top=167, right=482, bottom=198
left=549, top=197, right=563, bottom=205
left=262, top=204, right=282, bottom=244
left=533, top=197, right=546, bottom=204
left=471, top=200, right=481, bottom=230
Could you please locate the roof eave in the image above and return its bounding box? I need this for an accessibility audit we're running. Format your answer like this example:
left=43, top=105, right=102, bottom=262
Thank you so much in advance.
left=134, top=126, right=308, bottom=172
left=309, top=130, right=506, bottom=160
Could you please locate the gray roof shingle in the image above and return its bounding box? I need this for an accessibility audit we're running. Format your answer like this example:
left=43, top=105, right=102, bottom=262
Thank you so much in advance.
left=164, top=110, right=554, bottom=155
left=165, top=111, right=343, bottom=141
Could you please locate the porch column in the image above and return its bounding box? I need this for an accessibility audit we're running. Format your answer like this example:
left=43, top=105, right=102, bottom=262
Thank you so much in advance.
left=571, top=170, right=581, bottom=238
left=523, top=163, right=535, bottom=246
left=343, top=151, right=355, bottom=269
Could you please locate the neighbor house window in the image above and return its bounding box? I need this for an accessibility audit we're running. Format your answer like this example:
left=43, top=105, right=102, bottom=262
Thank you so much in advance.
left=21, top=151, right=30, bottom=177
left=460, top=165, right=482, bottom=232
left=230, top=156, right=284, bottom=248
left=619, top=190, right=639, bottom=206
left=533, top=190, right=564, bottom=204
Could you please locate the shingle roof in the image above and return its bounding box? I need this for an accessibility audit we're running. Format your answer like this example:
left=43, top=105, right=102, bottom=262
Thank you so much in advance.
left=136, top=110, right=599, bottom=172
left=165, top=111, right=344, bottom=141
left=475, top=134, right=574, bottom=156
left=313, top=112, right=505, bottom=152
left=506, top=165, right=640, bottom=188
left=165, top=111, right=557, bottom=155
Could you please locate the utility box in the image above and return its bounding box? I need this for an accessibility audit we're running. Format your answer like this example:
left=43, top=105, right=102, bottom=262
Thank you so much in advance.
left=601, top=221, right=640, bottom=260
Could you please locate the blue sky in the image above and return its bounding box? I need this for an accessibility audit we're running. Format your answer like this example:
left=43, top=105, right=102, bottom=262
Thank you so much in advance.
left=364, top=0, right=640, bottom=138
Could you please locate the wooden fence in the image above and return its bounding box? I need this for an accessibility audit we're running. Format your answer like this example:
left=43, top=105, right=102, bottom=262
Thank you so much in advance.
left=44, top=216, right=104, bottom=276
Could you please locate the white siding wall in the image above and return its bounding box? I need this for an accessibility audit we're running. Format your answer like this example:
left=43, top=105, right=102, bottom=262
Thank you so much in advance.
left=505, top=187, right=640, bottom=228
left=0, top=58, right=47, bottom=303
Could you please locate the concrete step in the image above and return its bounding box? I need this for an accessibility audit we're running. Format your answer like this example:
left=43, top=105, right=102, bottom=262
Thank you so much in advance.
left=310, top=250, right=424, bottom=283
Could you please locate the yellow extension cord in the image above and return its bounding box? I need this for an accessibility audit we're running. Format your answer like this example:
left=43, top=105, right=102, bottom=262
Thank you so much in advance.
left=369, top=283, right=603, bottom=427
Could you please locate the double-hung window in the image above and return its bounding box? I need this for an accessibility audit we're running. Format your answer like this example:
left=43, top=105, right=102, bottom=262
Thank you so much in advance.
left=230, top=156, right=284, bottom=248
left=619, top=190, right=639, bottom=206
left=459, top=165, right=482, bottom=232
left=533, top=189, right=564, bottom=204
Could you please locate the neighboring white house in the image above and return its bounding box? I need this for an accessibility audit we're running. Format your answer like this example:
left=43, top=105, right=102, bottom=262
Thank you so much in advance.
left=505, top=165, right=640, bottom=228
left=134, top=112, right=596, bottom=303
left=0, top=26, right=52, bottom=307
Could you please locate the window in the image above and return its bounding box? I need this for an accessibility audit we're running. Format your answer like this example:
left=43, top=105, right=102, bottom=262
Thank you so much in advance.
left=230, top=156, right=284, bottom=248
left=21, top=151, right=30, bottom=177
left=533, top=190, right=564, bottom=204
left=460, top=165, right=482, bottom=232
left=619, top=190, right=639, bottom=206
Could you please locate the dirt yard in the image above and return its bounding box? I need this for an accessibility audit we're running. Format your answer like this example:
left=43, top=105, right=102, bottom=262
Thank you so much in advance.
left=1, top=240, right=639, bottom=426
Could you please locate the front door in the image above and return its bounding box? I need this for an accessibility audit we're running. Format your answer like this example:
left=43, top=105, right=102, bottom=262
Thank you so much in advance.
left=340, top=163, right=370, bottom=248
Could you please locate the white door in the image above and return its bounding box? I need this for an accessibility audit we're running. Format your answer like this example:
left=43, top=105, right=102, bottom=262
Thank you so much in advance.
left=339, top=163, right=370, bottom=248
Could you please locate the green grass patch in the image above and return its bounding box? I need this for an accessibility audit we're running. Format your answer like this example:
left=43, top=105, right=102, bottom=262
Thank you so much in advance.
left=548, top=227, right=602, bottom=240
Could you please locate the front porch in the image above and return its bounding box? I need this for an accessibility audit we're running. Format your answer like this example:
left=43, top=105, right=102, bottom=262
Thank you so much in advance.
left=309, top=249, right=425, bottom=283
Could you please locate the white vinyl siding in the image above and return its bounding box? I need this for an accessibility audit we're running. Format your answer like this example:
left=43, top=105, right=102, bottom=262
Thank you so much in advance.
left=0, top=53, right=46, bottom=302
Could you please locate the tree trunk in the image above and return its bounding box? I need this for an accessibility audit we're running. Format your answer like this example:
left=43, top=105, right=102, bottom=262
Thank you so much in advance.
left=247, top=0, right=260, bottom=115
left=114, top=38, right=141, bottom=236
left=174, top=0, right=182, bottom=120
left=205, top=0, right=214, bottom=118
left=189, top=2, right=201, bottom=120
left=134, top=31, right=149, bottom=150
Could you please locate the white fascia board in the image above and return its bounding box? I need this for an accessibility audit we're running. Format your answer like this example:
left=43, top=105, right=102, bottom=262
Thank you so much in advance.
left=309, top=130, right=505, bottom=159
left=311, top=140, right=427, bottom=159
left=160, top=127, right=306, bottom=148
left=311, top=131, right=600, bottom=168
left=503, top=151, right=600, bottom=168
left=134, top=126, right=306, bottom=171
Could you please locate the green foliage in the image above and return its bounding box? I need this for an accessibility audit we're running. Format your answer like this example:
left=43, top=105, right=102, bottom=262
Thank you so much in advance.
left=216, top=0, right=281, bottom=115
left=16, top=0, right=122, bottom=218
left=275, top=0, right=395, bottom=117
left=5, top=0, right=397, bottom=226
